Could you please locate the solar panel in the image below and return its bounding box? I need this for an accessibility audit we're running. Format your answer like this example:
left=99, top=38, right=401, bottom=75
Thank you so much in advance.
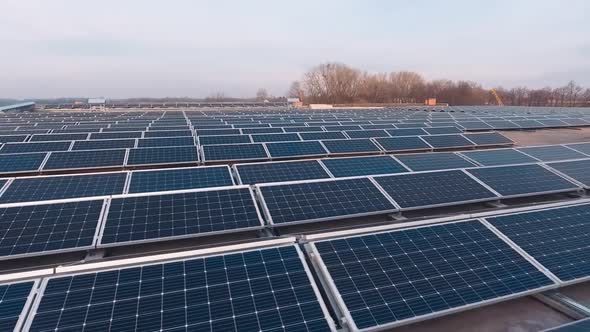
left=100, top=187, right=262, bottom=245
left=299, top=131, right=346, bottom=140
left=321, top=156, right=408, bottom=178
left=457, top=121, right=493, bottom=130
left=374, top=137, right=431, bottom=152
left=374, top=170, right=498, bottom=209
left=385, top=128, right=428, bottom=137
left=460, top=149, right=539, bottom=166
left=465, top=164, right=579, bottom=197
left=546, top=160, right=590, bottom=188
left=143, top=130, right=193, bottom=138
left=197, top=128, right=241, bottom=136
left=543, top=318, right=590, bottom=332
left=202, top=143, right=268, bottom=162
left=560, top=118, right=590, bottom=126
left=0, top=135, right=28, bottom=143
left=421, top=134, right=475, bottom=149
left=538, top=119, right=569, bottom=127
left=266, top=141, right=328, bottom=159
left=0, top=153, right=46, bottom=174
left=565, top=142, right=590, bottom=155
left=27, top=244, right=335, bottom=332
left=323, top=125, right=361, bottom=131
left=235, top=160, right=331, bottom=185
left=71, top=139, right=136, bottom=151
left=395, top=122, right=428, bottom=128
left=345, top=129, right=390, bottom=139
left=90, top=131, right=143, bottom=140
left=250, top=133, right=301, bottom=143
left=0, top=199, right=104, bottom=258
left=128, top=166, right=234, bottom=193
left=321, top=138, right=382, bottom=154
left=395, top=153, right=476, bottom=171
left=518, top=146, right=587, bottom=161
left=0, top=281, right=35, bottom=331
left=241, top=127, right=284, bottom=134
left=463, top=132, right=513, bottom=146
left=257, top=178, right=397, bottom=225
left=423, top=126, right=462, bottom=135
left=486, top=203, right=590, bottom=282
left=511, top=120, right=545, bottom=129
left=198, top=134, right=251, bottom=145
left=484, top=120, right=520, bottom=129
left=0, top=173, right=127, bottom=204
left=136, top=136, right=195, bottom=148
left=42, top=149, right=126, bottom=171
left=310, top=219, right=555, bottom=330
left=0, top=141, right=72, bottom=154
left=127, top=146, right=198, bottom=166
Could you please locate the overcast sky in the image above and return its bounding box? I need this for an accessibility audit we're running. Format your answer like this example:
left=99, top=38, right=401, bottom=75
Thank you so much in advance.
left=1, top=0, right=589, bottom=99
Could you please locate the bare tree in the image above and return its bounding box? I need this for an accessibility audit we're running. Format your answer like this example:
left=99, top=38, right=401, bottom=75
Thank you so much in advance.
left=256, top=88, right=268, bottom=101
left=287, top=81, right=303, bottom=98
left=205, top=92, right=227, bottom=102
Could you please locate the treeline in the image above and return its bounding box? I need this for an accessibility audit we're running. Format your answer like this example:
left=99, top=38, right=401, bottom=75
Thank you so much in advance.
left=287, top=62, right=590, bottom=106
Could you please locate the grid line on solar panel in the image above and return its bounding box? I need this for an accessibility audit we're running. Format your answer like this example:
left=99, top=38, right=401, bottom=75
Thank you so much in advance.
left=0, top=153, right=47, bottom=174
left=545, top=159, right=590, bottom=188
left=320, top=139, right=382, bottom=154
left=459, top=149, right=539, bottom=166
left=197, top=134, right=252, bottom=145
left=71, top=138, right=136, bottom=151
left=423, top=126, right=463, bottom=135
left=25, top=244, right=335, bottom=332
left=30, top=133, right=89, bottom=142
left=462, top=132, right=513, bottom=146
left=256, top=177, right=398, bottom=225
left=373, top=170, right=498, bottom=210
left=0, top=280, right=36, bottom=332
left=543, top=317, right=590, bottom=332
left=299, top=131, right=346, bottom=140
left=421, top=134, right=476, bottom=149
left=321, top=156, right=408, bottom=178
left=564, top=142, right=590, bottom=156
left=42, top=149, right=127, bottom=171
left=374, top=137, right=432, bottom=152
left=517, top=146, right=587, bottom=162
left=265, top=141, right=328, bottom=159
left=485, top=203, right=590, bottom=283
left=250, top=133, right=301, bottom=143
left=127, top=166, right=234, bottom=194
left=90, top=131, right=143, bottom=140
left=136, top=136, right=195, bottom=148
left=0, top=141, right=72, bottom=154
left=234, top=160, right=332, bottom=185
left=143, top=130, right=193, bottom=138
left=309, top=219, right=556, bottom=330
left=0, top=199, right=105, bottom=259
left=465, top=164, right=580, bottom=197
left=395, top=153, right=475, bottom=171
left=0, top=173, right=127, bottom=204
left=202, top=143, right=269, bottom=162
left=127, top=146, right=198, bottom=166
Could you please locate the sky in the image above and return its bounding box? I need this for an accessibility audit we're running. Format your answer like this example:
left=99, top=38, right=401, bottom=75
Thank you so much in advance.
left=1, top=0, right=589, bottom=99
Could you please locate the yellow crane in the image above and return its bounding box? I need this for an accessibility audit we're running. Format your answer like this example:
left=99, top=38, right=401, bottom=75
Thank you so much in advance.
left=490, top=89, right=504, bottom=106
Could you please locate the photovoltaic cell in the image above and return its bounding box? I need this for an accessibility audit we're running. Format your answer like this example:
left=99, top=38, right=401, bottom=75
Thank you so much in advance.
left=241, top=127, right=285, bottom=134
left=465, top=164, right=579, bottom=197
left=0, top=153, right=46, bottom=173
left=266, top=141, right=327, bottom=159
left=198, top=135, right=251, bottom=145
left=321, top=139, right=382, bottom=154
left=385, top=128, right=428, bottom=137
left=321, top=156, right=408, bottom=178
left=71, top=139, right=136, bottom=151
left=30, top=133, right=89, bottom=142
left=0, top=200, right=104, bottom=258
left=421, top=134, right=475, bottom=149
left=374, top=170, right=497, bottom=209
left=545, top=160, right=590, bottom=188
left=0, top=281, right=34, bottom=331
left=486, top=203, right=590, bottom=282
left=423, top=126, right=463, bottom=135
left=42, top=149, right=126, bottom=170
left=127, top=146, right=198, bottom=166
left=299, top=132, right=346, bottom=140
left=27, top=245, right=334, bottom=332
left=374, top=137, right=431, bottom=152
left=100, top=188, right=262, bottom=245
left=463, top=132, right=513, bottom=146
left=202, top=143, right=268, bottom=162
left=137, top=136, right=195, bottom=148
left=565, top=143, right=590, bottom=155
left=250, top=133, right=301, bottom=143
left=0, top=173, right=126, bottom=203
left=128, top=167, right=234, bottom=193
left=395, top=153, right=475, bottom=171
left=517, top=146, right=587, bottom=162
left=460, top=149, right=538, bottom=166
left=0, top=135, right=28, bottom=143
left=257, top=178, right=397, bottom=225
left=345, top=130, right=390, bottom=139
left=236, top=160, right=330, bottom=185
left=143, top=130, right=193, bottom=138
left=90, top=132, right=143, bottom=140
left=312, top=220, right=555, bottom=330
left=0, top=141, right=71, bottom=154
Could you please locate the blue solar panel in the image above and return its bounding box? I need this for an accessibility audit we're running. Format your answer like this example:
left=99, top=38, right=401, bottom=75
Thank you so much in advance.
left=128, top=166, right=234, bottom=193
left=320, top=138, right=381, bottom=154
left=517, top=146, right=587, bottom=162
left=137, top=136, right=195, bottom=148
left=395, top=153, right=475, bottom=171
left=30, top=133, right=89, bottom=142
left=0, top=200, right=104, bottom=258
left=143, top=130, right=193, bottom=138
left=395, top=122, right=428, bottom=128
left=546, top=160, right=590, bottom=188
left=43, top=149, right=126, bottom=170
left=565, top=143, right=590, bottom=155
left=374, top=137, right=431, bottom=152
left=423, top=126, right=462, bottom=135
left=299, top=131, right=346, bottom=140
left=544, top=318, right=590, bottom=332
left=511, top=120, right=545, bottom=129
left=538, top=119, right=569, bottom=127
left=421, top=134, right=475, bottom=148
left=321, top=156, right=408, bottom=178
left=90, top=132, right=143, bottom=140
left=71, top=139, right=136, bottom=151
left=100, top=188, right=262, bottom=245
left=198, top=134, right=251, bottom=145
left=463, top=132, right=513, bottom=146
left=457, top=121, right=493, bottom=130
left=312, top=219, right=555, bottom=330
left=27, top=245, right=334, bottom=332
left=0, top=281, right=35, bottom=331
left=127, top=146, right=198, bottom=166
left=323, top=125, right=361, bottom=131
left=0, top=153, right=46, bottom=174
left=241, top=127, right=285, bottom=134
left=266, top=141, right=327, bottom=159
left=486, top=203, right=590, bottom=282
left=385, top=128, right=428, bottom=137
left=235, top=160, right=331, bottom=185
left=257, top=178, right=397, bottom=225
left=0, top=173, right=126, bottom=203
left=460, top=149, right=538, bottom=166
left=484, top=120, right=520, bottom=129
left=0, top=135, right=28, bottom=143
left=284, top=126, right=324, bottom=132
left=466, top=164, right=579, bottom=197
left=0, top=141, right=71, bottom=154
left=250, top=133, right=301, bottom=142
left=345, top=129, right=390, bottom=139
left=197, top=128, right=241, bottom=136
left=202, top=143, right=268, bottom=162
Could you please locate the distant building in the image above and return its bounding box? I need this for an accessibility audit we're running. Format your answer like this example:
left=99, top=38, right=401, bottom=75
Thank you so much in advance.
left=88, top=98, right=106, bottom=105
